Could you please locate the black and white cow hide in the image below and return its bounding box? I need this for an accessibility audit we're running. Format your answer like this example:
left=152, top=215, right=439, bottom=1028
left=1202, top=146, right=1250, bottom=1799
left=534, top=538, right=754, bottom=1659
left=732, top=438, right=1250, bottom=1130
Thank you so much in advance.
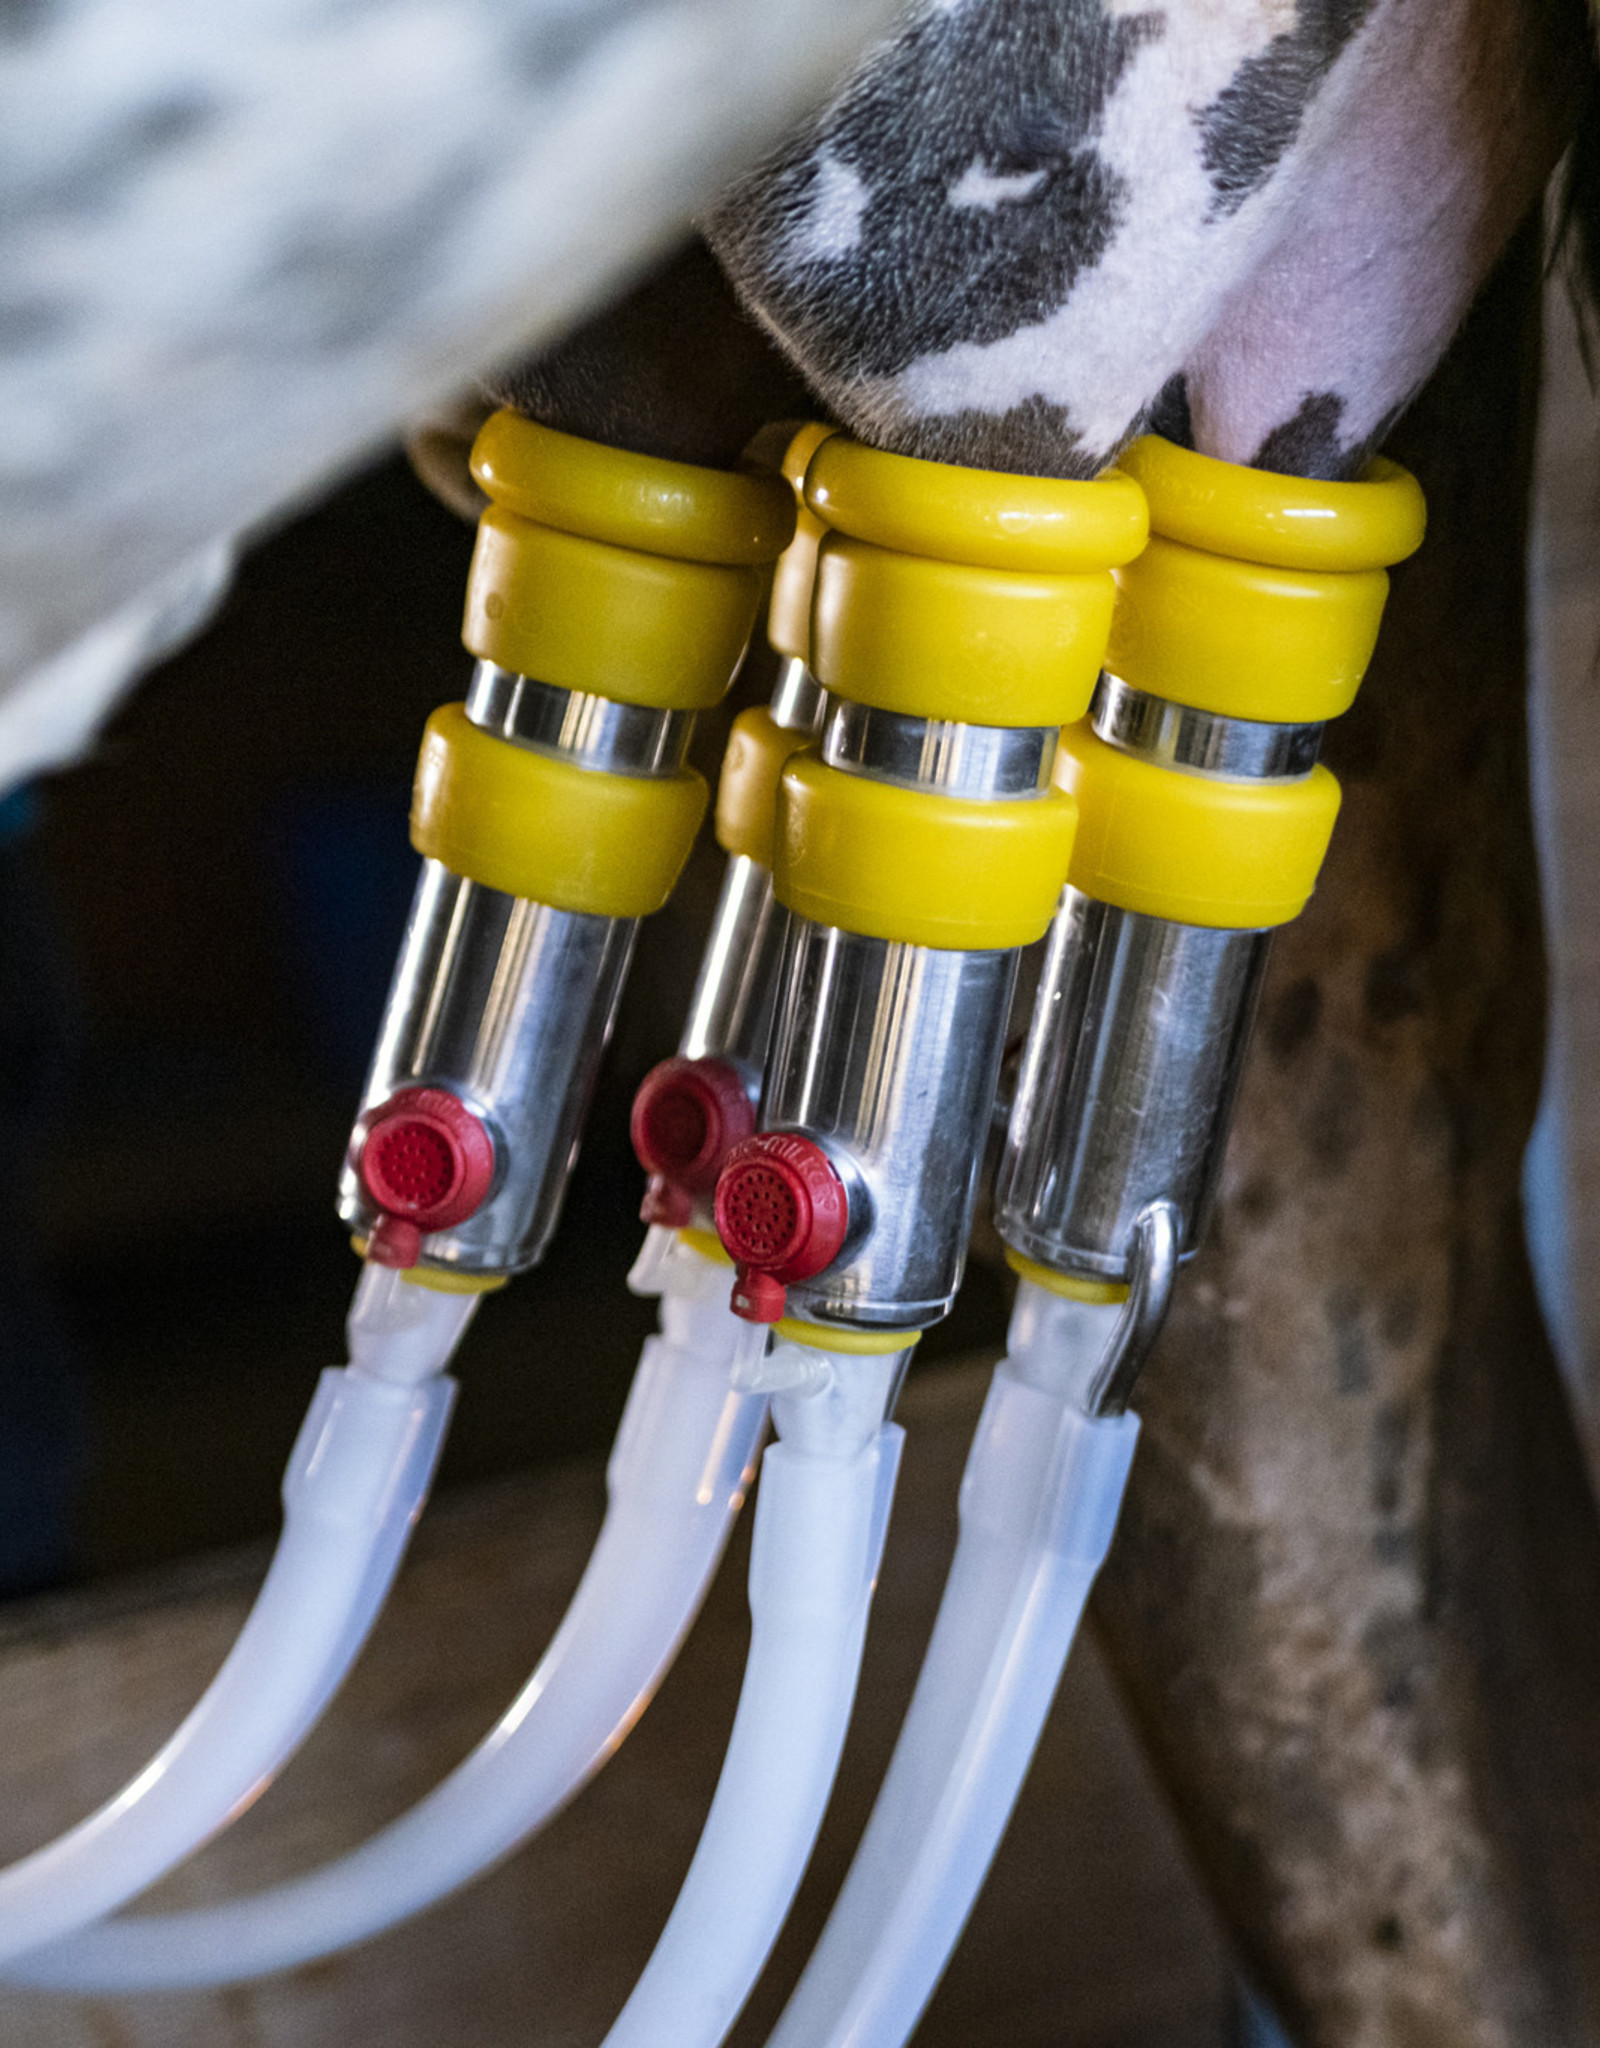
left=702, top=0, right=1582, bottom=479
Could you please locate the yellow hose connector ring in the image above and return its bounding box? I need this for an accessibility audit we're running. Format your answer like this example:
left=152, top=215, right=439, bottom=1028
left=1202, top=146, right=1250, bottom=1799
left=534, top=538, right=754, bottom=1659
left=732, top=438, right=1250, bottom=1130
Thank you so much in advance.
left=802, top=435, right=1149, bottom=729
left=1107, top=436, right=1425, bottom=725
left=349, top=1239, right=508, bottom=1293
left=805, top=436, right=1148, bottom=574
left=1004, top=1248, right=1128, bottom=1305
left=776, top=752, right=1078, bottom=951
left=411, top=704, right=707, bottom=919
left=1116, top=437, right=1425, bottom=573
left=773, top=1317, right=921, bottom=1354
left=470, top=412, right=796, bottom=566
left=1053, top=721, right=1340, bottom=930
left=715, top=706, right=817, bottom=869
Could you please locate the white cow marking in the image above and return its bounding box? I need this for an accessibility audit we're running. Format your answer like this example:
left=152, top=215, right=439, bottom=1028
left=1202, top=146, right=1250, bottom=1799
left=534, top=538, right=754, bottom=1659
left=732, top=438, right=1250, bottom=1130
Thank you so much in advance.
left=786, top=148, right=868, bottom=263
left=870, top=2, right=1298, bottom=458
left=948, top=159, right=1048, bottom=209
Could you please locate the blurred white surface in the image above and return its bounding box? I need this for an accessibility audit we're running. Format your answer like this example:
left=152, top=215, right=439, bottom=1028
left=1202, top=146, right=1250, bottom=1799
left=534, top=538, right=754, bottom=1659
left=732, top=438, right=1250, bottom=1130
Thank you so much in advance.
left=0, top=0, right=895, bottom=776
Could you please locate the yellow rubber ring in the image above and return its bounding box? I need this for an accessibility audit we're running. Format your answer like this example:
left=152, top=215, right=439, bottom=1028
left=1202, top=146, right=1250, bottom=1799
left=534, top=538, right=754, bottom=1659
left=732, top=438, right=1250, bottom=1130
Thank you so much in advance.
left=776, top=752, right=1078, bottom=951
left=470, top=411, right=795, bottom=567
left=412, top=704, right=707, bottom=918
left=677, top=1226, right=734, bottom=1268
left=463, top=509, right=764, bottom=713
left=1004, top=1248, right=1128, bottom=1304
left=773, top=1317, right=921, bottom=1355
left=714, top=706, right=816, bottom=868
left=1053, top=721, right=1341, bottom=929
left=1106, top=535, right=1392, bottom=725
left=350, top=1239, right=508, bottom=1293
left=812, top=536, right=1115, bottom=728
left=759, top=422, right=838, bottom=664
left=1117, top=437, right=1425, bottom=573
left=805, top=437, right=1149, bottom=574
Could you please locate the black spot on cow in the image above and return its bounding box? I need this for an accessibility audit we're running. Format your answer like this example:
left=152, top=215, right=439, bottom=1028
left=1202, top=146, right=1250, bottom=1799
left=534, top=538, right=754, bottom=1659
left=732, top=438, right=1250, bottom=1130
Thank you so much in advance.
left=491, top=240, right=813, bottom=467
left=708, top=0, right=1162, bottom=408
left=1265, top=976, right=1321, bottom=1066
left=1141, top=372, right=1194, bottom=450
left=1235, top=1174, right=1278, bottom=1225
left=18, top=93, right=217, bottom=221
left=0, top=297, right=70, bottom=355
left=892, top=392, right=1101, bottom=477
left=1252, top=391, right=1357, bottom=480
left=0, top=0, right=46, bottom=44
left=1372, top=1915, right=1406, bottom=1952
left=263, top=162, right=483, bottom=351
left=1370, top=1399, right=1409, bottom=1517
left=125, top=95, right=214, bottom=157
left=1326, top=1282, right=1372, bottom=1394
left=1303, top=1051, right=1362, bottom=1175
left=1365, top=946, right=1427, bottom=1025
left=1380, top=1285, right=1421, bottom=1349
left=1199, top=0, right=1378, bottom=216
left=511, top=0, right=658, bottom=85
left=1362, top=1608, right=1421, bottom=1712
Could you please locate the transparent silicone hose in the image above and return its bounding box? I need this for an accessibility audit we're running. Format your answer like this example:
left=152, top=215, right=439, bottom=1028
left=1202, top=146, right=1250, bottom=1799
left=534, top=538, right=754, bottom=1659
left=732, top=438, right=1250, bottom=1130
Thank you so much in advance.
left=764, top=1284, right=1140, bottom=2048
left=17, top=1241, right=764, bottom=1990
left=601, top=1343, right=904, bottom=2048
left=0, top=1265, right=468, bottom=1968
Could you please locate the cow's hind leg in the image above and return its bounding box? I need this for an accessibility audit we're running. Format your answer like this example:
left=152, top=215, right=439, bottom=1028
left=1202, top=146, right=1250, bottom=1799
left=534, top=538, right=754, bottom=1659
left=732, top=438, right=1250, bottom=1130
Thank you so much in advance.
left=1093, top=225, right=1600, bottom=2048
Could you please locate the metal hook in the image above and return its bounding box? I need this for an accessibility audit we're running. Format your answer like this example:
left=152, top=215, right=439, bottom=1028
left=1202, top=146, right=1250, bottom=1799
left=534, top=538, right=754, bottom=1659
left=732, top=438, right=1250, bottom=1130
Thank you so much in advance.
left=1083, top=1199, right=1181, bottom=1417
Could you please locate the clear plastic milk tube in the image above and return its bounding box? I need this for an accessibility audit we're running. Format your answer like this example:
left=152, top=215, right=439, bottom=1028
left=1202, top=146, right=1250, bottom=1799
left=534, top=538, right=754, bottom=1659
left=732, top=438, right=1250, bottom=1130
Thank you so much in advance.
left=15, top=1242, right=763, bottom=1989
left=762, top=1285, right=1138, bottom=2048
left=0, top=1264, right=466, bottom=1968
left=599, top=1339, right=904, bottom=2048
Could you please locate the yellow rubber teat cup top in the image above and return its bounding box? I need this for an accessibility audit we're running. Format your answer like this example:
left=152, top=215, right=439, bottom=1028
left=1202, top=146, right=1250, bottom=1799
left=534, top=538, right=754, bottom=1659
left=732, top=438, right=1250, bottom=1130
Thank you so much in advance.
left=1106, top=437, right=1426, bottom=725
left=804, top=436, right=1149, bottom=729
left=462, top=412, right=796, bottom=712
left=1116, top=436, right=1426, bottom=573
left=472, top=412, right=795, bottom=564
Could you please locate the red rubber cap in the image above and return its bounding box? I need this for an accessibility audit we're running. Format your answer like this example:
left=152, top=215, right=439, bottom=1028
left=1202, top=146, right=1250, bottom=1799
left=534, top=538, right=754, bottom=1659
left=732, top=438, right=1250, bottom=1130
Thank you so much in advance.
left=730, top=1267, right=790, bottom=1324
left=356, top=1087, right=496, bottom=1247
left=367, top=1215, right=424, bottom=1269
left=640, top=1174, right=694, bottom=1230
left=631, top=1057, right=755, bottom=1194
left=714, top=1133, right=849, bottom=1284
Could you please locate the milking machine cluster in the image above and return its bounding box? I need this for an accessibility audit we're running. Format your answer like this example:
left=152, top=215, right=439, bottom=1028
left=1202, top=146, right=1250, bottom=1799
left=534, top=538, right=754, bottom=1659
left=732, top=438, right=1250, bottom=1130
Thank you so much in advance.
left=1, top=404, right=1425, bottom=2041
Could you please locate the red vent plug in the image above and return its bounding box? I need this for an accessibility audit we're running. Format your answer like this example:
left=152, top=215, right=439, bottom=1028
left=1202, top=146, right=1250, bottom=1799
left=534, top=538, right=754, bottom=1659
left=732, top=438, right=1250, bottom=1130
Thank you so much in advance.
left=630, top=1056, right=755, bottom=1228
left=713, top=1133, right=849, bottom=1324
left=355, top=1086, right=495, bottom=1268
